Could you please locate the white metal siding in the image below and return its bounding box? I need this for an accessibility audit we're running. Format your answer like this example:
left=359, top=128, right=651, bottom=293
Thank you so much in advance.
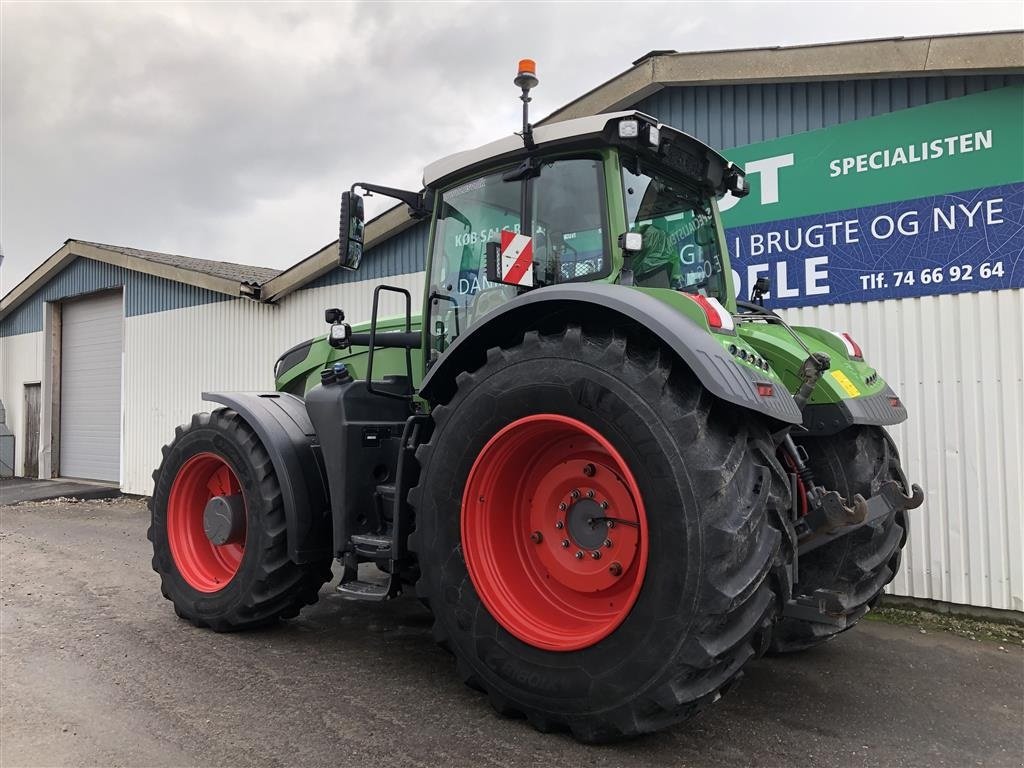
left=121, top=272, right=425, bottom=496
left=782, top=289, right=1024, bottom=612
left=60, top=291, right=124, bottom=482
left=0, top=330, right=45, bottom=476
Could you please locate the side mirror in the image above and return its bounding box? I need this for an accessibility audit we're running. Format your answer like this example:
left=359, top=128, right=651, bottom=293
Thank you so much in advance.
left=339, top=191, right=365, bottom=270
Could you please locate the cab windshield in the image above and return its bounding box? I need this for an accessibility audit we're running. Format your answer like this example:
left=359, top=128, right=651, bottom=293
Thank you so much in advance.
left=623, top=163, right=727, bottom=301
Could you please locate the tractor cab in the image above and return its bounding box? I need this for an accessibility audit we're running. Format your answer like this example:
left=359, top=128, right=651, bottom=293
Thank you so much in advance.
left=337, top=61, right=748, bottom=358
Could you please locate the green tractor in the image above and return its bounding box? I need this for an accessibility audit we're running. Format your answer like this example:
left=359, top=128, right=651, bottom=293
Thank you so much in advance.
left=149, top=62, right=922, bottom=742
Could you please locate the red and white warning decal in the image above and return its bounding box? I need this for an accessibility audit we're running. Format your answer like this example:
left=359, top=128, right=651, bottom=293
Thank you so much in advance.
left=499, top=230, right=534, bottom=287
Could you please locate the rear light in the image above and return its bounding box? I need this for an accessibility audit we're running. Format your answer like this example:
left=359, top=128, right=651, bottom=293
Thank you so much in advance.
left=686, top=294, right=735, bottom=332
left=829, top=330, right=863, bottom=359
left=756, top=382, right=774, bottom=397
left=888, top=396, right=902, bottom=408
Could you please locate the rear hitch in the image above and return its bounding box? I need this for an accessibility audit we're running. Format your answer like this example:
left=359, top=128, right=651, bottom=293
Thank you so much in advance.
left=796, top=479, right=924, bottom=555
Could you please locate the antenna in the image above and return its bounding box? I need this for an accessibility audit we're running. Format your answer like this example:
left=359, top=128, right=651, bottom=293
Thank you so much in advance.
left=514, top=59, right=538, bottom=149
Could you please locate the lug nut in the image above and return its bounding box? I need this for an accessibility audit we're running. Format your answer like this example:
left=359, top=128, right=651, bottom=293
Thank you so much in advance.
left=586, top=489, right=595, bottom=498
left=604, top=538, right=613, bottom=548
left=555, top=520, right=564, bottom=530
left=570, top=489, right=580, bottom=499
left=608, top=562, right=623, bottom=577
left=591, top=550, right=601, bottom=560
left=600, top=500, right=609, bottom=510
left=558, top=502, right=567, bottom=511
left=607, top=520, right=615, bottom=529
left=530, top=531, right=543, bottom=544
left=561, top=539, right=570, bottom=548
left=574, top=550, right=584, bottom=560
left=583, top=463, right=596, bottom=477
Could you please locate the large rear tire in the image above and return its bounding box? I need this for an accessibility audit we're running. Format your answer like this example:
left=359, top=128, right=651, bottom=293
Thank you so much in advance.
left=149, top=409, right=332, bottom=631
left=770, top=425, right=909, bottom=653
left=409, top=326, right=789, bottom=742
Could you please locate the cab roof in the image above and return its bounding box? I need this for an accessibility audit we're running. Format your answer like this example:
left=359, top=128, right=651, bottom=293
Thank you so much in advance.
left=422, top=110, right=731, bottom=189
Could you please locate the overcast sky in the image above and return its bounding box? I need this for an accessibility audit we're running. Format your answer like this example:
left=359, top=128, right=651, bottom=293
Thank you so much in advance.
left=2, top=1, right=1021, bottom=291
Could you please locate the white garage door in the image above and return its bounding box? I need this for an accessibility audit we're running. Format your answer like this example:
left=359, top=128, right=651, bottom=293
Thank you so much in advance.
left=61, top=291, right=123, bottom=482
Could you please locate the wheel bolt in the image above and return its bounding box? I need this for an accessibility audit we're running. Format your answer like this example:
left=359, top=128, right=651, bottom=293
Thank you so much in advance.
left=530, top=531, right=543, bottom=544
left=583, top=463, right=596, bottom=477
left=561, top=539, right=570, bottom=548
left=558, top=502, right=567, bottom=511
left=600, top=500, right=609, bottom=510
left=570, top=489, right=580, bottom=499
left=586, top=489, right=595, bottom=498
left=608, top=562, right=623, bottom=577
left=590, top=550, right=601, bottom=560
left=604, top=538, right=613, bottom=548
left=607, top=520, right=615, bottom=529
left=555, top=520, right=564, bottom=530
left=574, top=550, right=584, bottom=560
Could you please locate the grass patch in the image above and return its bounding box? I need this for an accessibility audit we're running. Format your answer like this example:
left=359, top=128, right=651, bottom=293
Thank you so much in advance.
left=865, top=606, right=1024, bottom=646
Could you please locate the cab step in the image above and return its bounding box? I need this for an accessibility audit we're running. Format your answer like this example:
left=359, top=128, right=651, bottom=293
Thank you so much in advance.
left=351, top=533, right=392, bottom=559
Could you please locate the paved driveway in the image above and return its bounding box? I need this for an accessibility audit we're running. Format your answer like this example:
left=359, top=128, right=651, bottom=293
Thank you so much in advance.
left=1, top=499, right=1021, bottom=767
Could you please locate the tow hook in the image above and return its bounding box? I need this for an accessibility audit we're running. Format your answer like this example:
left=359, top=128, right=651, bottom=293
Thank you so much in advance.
left=796, top=479, right=924, bottom=555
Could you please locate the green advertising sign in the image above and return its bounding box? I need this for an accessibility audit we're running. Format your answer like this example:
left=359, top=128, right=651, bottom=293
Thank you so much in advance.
left=719, top=85, right=1023, bottom=307
left=720, top=84, right=1024, bottom=226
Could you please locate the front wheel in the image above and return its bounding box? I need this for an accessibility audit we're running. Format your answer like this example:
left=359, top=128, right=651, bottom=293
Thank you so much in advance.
left=148, top=409, right=331, bottom=631
left=409, top=326, right=789, bottom=742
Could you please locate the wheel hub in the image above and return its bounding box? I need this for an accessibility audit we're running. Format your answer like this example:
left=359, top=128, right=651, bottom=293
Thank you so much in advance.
left=167, top=453, right=247, bottom=593
left=565, top=497, right=607, bottom=550
left=203, top=494, right=246, bottom=545
left=461, top=414, right=648, bottom=651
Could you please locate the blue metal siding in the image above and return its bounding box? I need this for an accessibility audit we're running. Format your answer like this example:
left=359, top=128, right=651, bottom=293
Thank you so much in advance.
left=633, top=75, right=1024, bottom=150
left=0, top=258, right=231, bottom=337
left=305, top=220, right=429, bottom=291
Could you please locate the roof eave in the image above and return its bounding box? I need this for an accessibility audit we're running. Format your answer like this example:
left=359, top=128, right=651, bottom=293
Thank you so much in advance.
left=0, top=240, right=250, bottom=321
left=540, top=30, right=1024, bottom=125
left=260, top=204, right=421, bottom=302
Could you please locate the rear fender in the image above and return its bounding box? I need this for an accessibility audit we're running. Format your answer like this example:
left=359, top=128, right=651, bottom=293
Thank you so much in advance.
left=419, top=284, right=802, bottom=424
left=202, top=392, right=331, bottom=564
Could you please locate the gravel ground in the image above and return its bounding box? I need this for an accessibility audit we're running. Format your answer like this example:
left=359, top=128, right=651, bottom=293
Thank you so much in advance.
left=1, top=498, right=1022, bottom=768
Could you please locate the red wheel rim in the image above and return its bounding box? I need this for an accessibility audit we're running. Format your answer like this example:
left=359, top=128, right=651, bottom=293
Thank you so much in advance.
left=461, top=414, right=649, bottom=651
left=167, top=452, right=246, bottom=593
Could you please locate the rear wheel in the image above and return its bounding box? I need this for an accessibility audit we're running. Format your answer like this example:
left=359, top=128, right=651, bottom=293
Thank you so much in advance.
left=149, top=409, right=332, bottom=631
left=770, top=425, right=909, bottom=653
left=410, top=326, right=789, bottom=742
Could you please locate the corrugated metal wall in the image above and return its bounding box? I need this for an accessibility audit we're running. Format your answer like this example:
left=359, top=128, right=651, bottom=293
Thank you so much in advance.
left=634, top=75, right=1024, bottom=150
left=120, top=271, right=426, bottom=495
left=781, top=291, right=1023, bottom=612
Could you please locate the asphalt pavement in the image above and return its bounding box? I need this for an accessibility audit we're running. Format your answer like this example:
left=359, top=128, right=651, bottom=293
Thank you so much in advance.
left=1, top=498, right=1021, bottom=768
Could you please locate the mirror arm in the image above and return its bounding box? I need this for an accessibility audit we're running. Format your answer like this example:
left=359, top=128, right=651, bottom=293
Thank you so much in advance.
left=354, top=182, right=431, bottom=219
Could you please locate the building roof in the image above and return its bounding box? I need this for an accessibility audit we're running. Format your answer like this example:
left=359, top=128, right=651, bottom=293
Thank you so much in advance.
left=0, top=239, right=276, bottom=320
left=77, top=241, right=281, bottom=285
left=541, top=30, right=1024, bottom=124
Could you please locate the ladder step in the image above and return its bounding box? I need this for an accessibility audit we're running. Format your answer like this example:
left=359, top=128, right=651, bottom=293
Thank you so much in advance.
left=351, top=533, right=392, bottom=558
left=376, top=483, right=396, bottom=503
left=336, top=578, right=393, bottom=601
